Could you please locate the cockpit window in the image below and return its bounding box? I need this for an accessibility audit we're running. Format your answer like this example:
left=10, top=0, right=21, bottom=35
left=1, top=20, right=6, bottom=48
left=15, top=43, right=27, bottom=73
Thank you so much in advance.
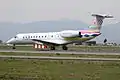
left=14, top=36, right=17, bottom=38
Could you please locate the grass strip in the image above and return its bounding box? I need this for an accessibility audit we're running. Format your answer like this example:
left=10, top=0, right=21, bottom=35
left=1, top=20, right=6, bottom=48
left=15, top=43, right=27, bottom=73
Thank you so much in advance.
left=0, top=59, right=120, bottom=80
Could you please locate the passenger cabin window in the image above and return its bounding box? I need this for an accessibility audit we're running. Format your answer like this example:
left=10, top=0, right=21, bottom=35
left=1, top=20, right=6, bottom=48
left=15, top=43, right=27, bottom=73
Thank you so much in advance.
left=28, top=36, right=30, bottom=38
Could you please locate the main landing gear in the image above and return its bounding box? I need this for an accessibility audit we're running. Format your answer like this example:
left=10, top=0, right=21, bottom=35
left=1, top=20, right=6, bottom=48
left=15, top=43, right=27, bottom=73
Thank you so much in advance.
left=12, top=44, right=16, bottom=49
left=62, top=45, right=68, bottom=50
left=49, top=45, right=68, bottom=50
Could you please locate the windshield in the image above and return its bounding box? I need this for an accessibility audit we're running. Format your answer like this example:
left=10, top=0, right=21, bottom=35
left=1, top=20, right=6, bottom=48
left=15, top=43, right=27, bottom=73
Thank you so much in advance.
left=14, top=36, right=18, bottom=38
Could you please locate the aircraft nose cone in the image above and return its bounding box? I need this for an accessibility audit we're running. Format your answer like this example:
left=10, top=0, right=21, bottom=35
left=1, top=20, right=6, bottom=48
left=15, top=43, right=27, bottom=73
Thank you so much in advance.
left=6, top=38, right=14, bottom=44
left=6, top=40, right=11, bottom=44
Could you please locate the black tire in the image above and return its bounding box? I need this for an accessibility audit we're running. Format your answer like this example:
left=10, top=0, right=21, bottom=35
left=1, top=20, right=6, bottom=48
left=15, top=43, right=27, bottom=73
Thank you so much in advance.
left=62, top=46, right=68, bottom=50
left=12, top=46, right=16, bottom=49
left=12, top=44, right=16, bottom=49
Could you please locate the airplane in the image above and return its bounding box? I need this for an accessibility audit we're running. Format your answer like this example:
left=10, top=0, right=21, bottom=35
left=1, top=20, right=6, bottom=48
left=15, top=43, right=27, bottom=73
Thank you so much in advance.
left=6, top=14, right=113, bottom=50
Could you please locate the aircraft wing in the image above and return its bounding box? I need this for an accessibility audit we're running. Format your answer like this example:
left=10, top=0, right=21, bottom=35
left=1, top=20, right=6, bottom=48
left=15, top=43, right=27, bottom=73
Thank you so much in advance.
left=31, top=39, right=60, bottom=45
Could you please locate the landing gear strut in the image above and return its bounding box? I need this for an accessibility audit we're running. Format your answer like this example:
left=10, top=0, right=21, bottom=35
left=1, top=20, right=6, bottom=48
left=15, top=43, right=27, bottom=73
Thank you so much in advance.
left=50, top=46, right=55, bottom=50
left=62, top=45, right=68, bottom=50
left=12, top=44, right=16, bottom=49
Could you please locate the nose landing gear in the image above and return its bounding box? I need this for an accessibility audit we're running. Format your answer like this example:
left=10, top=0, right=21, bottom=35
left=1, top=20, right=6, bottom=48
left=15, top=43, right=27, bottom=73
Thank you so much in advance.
left=12, top=44, right=16, bottom=49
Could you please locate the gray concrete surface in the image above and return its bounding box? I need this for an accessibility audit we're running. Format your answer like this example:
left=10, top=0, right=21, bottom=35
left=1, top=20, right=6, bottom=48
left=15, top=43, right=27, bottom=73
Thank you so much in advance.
left=0, top=55, right=120, bottom=61
left=0, top=50, right=120, bottom=55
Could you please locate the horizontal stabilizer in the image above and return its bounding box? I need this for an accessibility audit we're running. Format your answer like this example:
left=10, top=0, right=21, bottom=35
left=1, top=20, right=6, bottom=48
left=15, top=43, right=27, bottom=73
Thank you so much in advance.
left=92, top=14, right=113, bottom=18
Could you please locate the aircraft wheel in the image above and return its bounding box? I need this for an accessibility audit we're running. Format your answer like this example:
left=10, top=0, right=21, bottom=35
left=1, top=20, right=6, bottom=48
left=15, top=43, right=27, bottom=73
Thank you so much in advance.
left=50, top=46, right=55, bottom=50
left=62, top=46, right=68, bottom=50
left=12, top=44, right=16, bottom=49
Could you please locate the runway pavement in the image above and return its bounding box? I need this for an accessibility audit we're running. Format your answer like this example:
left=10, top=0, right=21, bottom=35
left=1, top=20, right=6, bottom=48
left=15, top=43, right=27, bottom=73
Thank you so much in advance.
left=0, top=55, right=120, bottom=61
left=0, top=50, right=120, bottom=55
left=0, top=50, right=120, bottom=61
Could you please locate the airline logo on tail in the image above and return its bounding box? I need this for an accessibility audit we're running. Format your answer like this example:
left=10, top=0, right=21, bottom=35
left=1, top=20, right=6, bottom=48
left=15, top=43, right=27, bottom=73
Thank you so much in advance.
left=93, top=17, right=103, bottom=25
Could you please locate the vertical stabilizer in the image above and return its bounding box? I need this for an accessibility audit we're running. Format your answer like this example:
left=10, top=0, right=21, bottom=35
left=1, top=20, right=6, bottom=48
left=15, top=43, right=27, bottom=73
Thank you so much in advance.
left=89, top=14, right=113, bottom=31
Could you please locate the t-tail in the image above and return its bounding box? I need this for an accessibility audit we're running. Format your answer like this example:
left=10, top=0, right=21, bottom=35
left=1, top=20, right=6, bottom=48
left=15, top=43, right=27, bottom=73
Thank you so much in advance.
left=89, top=14, right=113, bottom=31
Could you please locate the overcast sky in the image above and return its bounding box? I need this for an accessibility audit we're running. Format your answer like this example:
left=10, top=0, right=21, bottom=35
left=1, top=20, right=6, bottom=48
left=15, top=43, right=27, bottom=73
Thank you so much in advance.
left=0, top=0, right=119, bottom=24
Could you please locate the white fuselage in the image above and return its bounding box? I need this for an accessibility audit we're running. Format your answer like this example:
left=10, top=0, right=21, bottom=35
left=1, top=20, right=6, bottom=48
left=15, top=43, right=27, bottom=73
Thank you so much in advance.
left=6, top=30, right=100, bottom=45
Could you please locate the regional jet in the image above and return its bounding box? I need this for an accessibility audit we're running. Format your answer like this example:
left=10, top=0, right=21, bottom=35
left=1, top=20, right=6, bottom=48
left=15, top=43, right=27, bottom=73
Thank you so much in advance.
left=6, top=14, right=113, bottom=50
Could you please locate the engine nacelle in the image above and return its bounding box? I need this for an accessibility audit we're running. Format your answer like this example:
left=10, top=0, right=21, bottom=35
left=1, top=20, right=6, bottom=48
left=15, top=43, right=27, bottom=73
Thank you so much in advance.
left=60, top=30, right=82, bottom=38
